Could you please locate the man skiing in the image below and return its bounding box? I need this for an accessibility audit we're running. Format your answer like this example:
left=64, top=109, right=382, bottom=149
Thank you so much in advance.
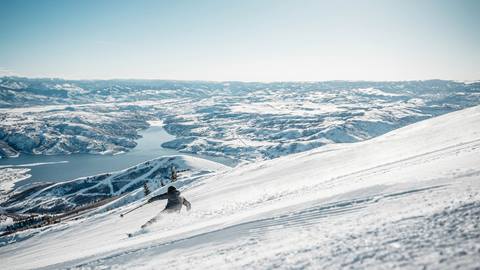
left=140, top=186, right=191, bottom=229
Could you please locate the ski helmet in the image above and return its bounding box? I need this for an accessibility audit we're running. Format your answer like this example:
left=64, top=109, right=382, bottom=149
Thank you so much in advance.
left=168, top=186, right=177, bottom=193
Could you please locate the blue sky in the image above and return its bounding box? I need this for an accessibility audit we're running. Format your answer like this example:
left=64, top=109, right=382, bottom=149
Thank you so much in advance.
left=0, top=0, right=479, bottom=81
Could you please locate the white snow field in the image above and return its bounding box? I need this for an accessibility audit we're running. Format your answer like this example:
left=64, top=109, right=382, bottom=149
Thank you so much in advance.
left=1, top=105, right=480, bottom=269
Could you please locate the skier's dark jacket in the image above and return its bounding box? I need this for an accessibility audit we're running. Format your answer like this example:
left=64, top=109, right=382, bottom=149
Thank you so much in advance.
left=148, top=187, right=191, bottom=212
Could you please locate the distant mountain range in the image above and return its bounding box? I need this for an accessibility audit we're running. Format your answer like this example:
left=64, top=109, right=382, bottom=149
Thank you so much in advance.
left=1, top=77, right=479, bottom=161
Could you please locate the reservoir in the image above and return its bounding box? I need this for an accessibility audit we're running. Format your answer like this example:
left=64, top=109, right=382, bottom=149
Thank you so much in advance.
left=0, top=125, right=235, bottom=188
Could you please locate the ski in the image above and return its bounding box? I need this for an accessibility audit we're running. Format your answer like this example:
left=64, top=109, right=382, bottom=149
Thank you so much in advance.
left=127, top=228, right=148, bottom=238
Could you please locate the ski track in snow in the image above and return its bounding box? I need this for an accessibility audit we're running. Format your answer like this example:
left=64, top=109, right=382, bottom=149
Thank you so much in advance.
left=67, top=179, right=480, bottom=270
left=1, top=106, right=480, bottom=269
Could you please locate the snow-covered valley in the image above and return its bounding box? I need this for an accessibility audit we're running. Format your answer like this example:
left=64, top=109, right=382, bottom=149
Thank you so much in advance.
left=0, top=103, right=479, bottom=269
left=1, top=78, right=480, bottom=162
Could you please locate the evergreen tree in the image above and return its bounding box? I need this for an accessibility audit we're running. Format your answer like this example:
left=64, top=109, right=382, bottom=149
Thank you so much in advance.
left=143, top=181, right=151, bottom=196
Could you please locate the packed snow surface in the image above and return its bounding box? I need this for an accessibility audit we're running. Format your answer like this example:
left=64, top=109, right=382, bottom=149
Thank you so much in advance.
left=1, top=106, right=480, bottom=269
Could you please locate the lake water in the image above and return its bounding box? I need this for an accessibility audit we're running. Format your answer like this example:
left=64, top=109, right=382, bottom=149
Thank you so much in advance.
left=0, top=126, right=236, bottom=188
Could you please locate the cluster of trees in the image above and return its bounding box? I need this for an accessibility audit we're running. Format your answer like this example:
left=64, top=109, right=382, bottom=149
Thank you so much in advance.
left=2, top=197, right=111, bottom=235
left=3, top=215, right=57, bottom=235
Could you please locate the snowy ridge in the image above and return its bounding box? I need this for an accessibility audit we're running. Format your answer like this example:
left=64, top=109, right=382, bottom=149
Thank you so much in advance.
left=0, top=155, right=228, bottom=215
left=0, top=105, right=479, bottom=269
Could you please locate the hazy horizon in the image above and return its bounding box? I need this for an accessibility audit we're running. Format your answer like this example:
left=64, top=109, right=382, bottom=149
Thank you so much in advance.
left=1, top=75, right=479, bottom=84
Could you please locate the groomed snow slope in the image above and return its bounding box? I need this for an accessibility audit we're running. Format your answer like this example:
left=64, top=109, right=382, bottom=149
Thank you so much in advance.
left=1, top=105, right=480, bottom=269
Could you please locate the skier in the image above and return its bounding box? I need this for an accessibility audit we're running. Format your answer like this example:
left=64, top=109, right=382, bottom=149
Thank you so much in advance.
left=140, top=186, right=191, bottom=229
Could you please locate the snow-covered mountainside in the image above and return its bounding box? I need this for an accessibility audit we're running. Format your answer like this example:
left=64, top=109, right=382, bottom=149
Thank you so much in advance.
left=1, top=77, right=480, bottom=161
left=0, top=105, right=479, bottom=269
left=0, top=155, right=228, bottom=215
left=0, top=104, right=151, bottom=158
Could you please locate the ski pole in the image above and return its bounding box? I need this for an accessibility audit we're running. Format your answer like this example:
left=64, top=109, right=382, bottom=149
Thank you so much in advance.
left=120, top=202, right=148, bottom=218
